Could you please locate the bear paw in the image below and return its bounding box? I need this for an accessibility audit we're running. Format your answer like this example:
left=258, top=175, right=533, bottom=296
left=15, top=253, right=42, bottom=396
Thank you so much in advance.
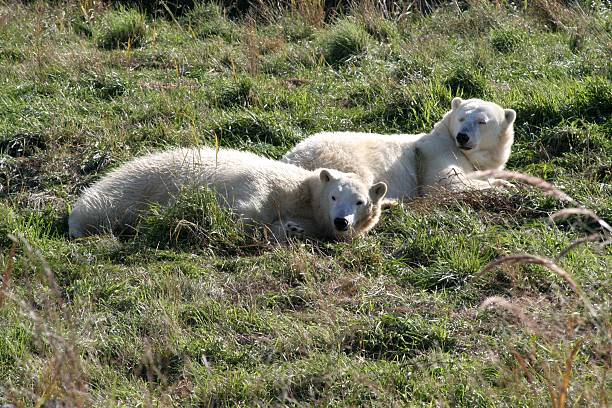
left=285, top=221, right=305, bottom=238
left=381, top=198, right=399, bottom=210
left=491, top=178, right=514, bottom=188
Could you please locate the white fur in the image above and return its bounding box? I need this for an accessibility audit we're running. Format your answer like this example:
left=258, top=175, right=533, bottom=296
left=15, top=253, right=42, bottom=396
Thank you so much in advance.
left=282, top=98, right=516, bottom=199
left=68, top=147, right=387, bottom=242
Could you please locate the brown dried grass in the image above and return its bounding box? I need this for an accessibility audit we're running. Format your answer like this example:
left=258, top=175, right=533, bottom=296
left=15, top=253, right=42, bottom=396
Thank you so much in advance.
left=3, top=235, right=90, bottom=406
left=474, top=170, right=609, bottom=407
left=0, top=242, right=16, bottom=307
left=476, top=253, right=597, bottom=319
left=469, top=170, right=576, bottom=203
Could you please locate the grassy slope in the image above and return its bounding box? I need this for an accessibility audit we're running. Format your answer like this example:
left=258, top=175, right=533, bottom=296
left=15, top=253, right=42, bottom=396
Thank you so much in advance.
left=0, top=1, right=610, bottom=406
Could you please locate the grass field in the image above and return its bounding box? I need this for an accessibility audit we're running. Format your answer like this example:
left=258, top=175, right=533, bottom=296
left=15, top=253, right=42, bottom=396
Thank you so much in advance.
left=0, top=0, right=610, bottom=406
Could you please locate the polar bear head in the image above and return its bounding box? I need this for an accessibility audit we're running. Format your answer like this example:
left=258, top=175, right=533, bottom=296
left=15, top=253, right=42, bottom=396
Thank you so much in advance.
left=446, top=97, right=517, bottom=170
left=318, top=169, right=387, bottom=238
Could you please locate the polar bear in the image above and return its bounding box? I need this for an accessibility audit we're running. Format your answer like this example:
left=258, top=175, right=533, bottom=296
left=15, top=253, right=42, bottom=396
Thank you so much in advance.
left=282, top=97, right=516, bottom=199
left=68, top=147, right=387, bottom=242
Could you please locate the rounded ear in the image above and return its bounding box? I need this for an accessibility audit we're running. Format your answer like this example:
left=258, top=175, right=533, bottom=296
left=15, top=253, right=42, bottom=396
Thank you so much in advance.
left=451, top=97, right=463, bottom=110
left=319, top=169, right=332, bottom=183
left=504, top=108, right=516, bottom=125
left=369, top=182, right=387, bottom=202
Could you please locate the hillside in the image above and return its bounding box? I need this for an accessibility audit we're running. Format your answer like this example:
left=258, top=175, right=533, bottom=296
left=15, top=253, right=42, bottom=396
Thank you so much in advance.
left=0, top=1, right=610, bottom=406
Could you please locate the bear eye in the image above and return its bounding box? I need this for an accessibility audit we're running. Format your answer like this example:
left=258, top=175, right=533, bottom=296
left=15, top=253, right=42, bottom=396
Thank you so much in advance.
left=331, top=196, right=336, bottom=201
left=478, top=120, right=487, bottom=125
left=356, top=200, right=364, bottom=206
left=458, top=117, right=465, bottom=122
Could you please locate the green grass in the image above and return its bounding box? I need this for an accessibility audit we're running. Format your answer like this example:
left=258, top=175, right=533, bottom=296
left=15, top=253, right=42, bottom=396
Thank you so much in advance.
left=318, top=17, right=371, bottom=66
left=0, top=0, right=610, bottom=406
left=95, top=8, right=147, bottom=50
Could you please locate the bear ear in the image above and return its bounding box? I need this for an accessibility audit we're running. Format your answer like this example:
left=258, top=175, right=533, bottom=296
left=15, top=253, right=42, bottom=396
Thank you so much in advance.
left=319, top=169, right=333, bottom=183
left=369, top=182, right=387, bottom=202
left=451, top=97, right=463, bottom=110
left=504, top=109, right=516, bottom=125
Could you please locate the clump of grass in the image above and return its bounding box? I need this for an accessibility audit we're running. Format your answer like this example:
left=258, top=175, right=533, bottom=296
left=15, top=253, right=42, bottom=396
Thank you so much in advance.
left=72, top=11, right=94, bottom=38
left=0, top=311, right=32, bottom=373
left=260, top=44, right=316, bottom=74
left=187, top=2, right=236, bottom=42
left=0, top=204, right=18, bottom=248
left=406, top=234, right=496, bottom=289
left=212, top=75, right=254, bottom=108
left=279, top=14, right=315, bottom=42
left=0, top=47, right=25, bottom=63
left=318, top=18, right=370, bottom=66
left=73, top=17, right=93, bottom=38
left=575, top=75, right=612, bottom=123
left=80, top=72, right=127, bottom=100
left=490, top=27, right=524, bottom=53
left=514, top=75, right=611, bottom=131
left=568, top=29, right=585, bottom=53
left=373, top=81, right=451, bottom=132
left=347, top=314, right=455, bottom=360
left=206, top=111, right=302, bottom=156
left=0, top=132, right=46, bottom=158
left=136, top=187, right=251, bottom=254
left=444, top=64, right=490, bottom=98
left=539, top=121, right=611, bottom=158
left=391, top=55, right=435, bottom=83
left=363, top=17, right=400, bottom=43
left=424, top=1, right=503, bottom=37
left=96, top=8, right=147, bottom=50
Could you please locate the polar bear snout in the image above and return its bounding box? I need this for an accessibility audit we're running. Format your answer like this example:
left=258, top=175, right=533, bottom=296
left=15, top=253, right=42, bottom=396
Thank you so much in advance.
left=331, top=207, right=355, bottom=231
left=456, top=132, right=470, bottom=148
left=334, top=217, right=350, bottom=231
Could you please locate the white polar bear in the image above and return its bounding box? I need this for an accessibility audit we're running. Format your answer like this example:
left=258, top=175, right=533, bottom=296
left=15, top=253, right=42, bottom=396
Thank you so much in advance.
left=282, top=97, right=516, bottom=199
left=68, top=147, right=387, bottom=242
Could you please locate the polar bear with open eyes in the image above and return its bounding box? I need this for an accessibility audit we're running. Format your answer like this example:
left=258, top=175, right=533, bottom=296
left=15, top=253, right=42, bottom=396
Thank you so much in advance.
left=282, top=97, right=516, bottom=200
left=68, top=147, right=387, bottom=242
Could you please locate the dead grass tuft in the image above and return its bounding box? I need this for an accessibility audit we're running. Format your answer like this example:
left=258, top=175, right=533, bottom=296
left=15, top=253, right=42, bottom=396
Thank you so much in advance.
left=478, top=254, right=597, bottom=319
left=3, top=235, right=90, bottom=405
left=474, top=170, right=610, bottom=407
left=0, top=242, right=16, bottom=307
left=470, top=170, right=576, bottom=203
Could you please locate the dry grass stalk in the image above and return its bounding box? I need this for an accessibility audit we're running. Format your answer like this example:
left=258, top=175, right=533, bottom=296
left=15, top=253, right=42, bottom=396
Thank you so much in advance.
left=5, top=235, right=90, bottom=406
left=0, top=242, right=16, bottom=307
left=469, top=170, right=576, bottom=203
left=550, top=208, right=612, bottom=234
left=510, top=348, right=534, bottom=384
left=11, top=234, right=63, bottom=302
left=536, top=339, right=584, bottom=408
left=291, top=0, right=326, bottom=27
left=244, top=16, right=260, bottom=75
left=541, top=362, right=559, bottom=408
left=471, top=169, right=609, bottom=406
left=476, top=254, right=597, bottom=320
left=550, top=208, right=612, bottom=261
left=557, top=340, right=582, bottom=408
left=554, top=233, right=608, bottom=262
left=3, top=291, right=90, bottom=406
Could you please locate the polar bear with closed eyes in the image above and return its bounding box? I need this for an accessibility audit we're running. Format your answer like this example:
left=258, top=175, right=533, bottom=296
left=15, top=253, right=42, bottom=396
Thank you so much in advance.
left=282, top=97, right=516, bottom=200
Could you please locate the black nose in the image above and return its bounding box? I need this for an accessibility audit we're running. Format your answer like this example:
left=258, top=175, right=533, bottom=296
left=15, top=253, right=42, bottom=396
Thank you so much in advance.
left=456, top=132, right=469, bottom=145
left=334, top=218, right=349, bottom=231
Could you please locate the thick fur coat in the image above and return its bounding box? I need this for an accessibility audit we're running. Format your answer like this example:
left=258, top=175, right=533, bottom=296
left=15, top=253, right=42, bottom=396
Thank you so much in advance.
left=69, top=147, right=387, bottom=241
left=282, top=97, right=516, bottom=199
